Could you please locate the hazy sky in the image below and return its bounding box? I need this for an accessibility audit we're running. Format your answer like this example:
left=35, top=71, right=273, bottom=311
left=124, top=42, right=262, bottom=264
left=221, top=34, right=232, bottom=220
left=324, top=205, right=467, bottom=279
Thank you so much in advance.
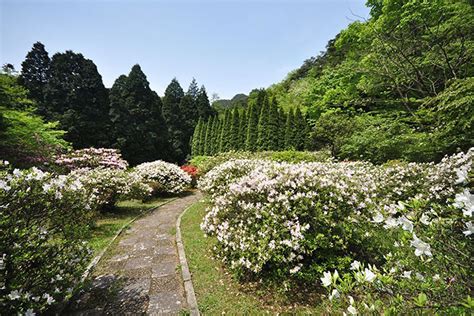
left=1, top=0, right=370, bottom=99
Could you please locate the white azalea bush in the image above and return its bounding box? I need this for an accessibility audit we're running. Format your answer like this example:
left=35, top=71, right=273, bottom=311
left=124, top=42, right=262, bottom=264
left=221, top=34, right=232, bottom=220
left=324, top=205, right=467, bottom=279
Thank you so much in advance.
left=72, top=167, right=153, bottom=209
left=133, top=160, right=191, bottom=195
left=199, top=149, right=473, bottom=313
left=0, top=166, right=98, bottom=315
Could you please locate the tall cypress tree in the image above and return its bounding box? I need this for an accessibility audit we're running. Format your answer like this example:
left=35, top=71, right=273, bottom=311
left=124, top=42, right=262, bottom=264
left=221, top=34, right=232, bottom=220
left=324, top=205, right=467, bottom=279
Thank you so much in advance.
left=266, top=97, right=279, bottom=151
left=220, top=110, right=232, bottom=152
left=162, top=78, right=186, bottom=162
left=294, top=107, right=307, bottom=150
left=203, top=116, right=214, bottom=155
left=198, top=118, right=207, bottom=155
left=229, top=108, right=240, bottom=150
left=109, top=65, right=169, bottom=165
left=257, top=95, right=270, bottom=150
left=191, top=118, right=202, bottom=156
left=246, top=103, right=258, bottom=152
left=19, top=42, right=51, bottom=111
left=179, top=94, right=198, bottom=151
left=43, top=50, right=110, bottom=148
left=238, top=108, right=247, bottom=150
left=277, top=107, right=286, bottom=150
left=284, top=108, right=295, bottom=150
left=210, top=116, right=220, bottom=155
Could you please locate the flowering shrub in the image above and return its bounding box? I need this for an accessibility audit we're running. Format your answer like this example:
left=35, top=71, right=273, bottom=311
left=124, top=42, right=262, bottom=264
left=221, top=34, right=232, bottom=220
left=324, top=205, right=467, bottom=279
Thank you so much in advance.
left=55, top=148, right=128, bottom=171
left=199, top=149, right=473, bottom=313
left=72, top=168, right=153, bottom=209
left=181, top=165, right=199, bottom=186
left=133, top=160, right=191, bottom=194
left=0, top=167, right=97, bottom=314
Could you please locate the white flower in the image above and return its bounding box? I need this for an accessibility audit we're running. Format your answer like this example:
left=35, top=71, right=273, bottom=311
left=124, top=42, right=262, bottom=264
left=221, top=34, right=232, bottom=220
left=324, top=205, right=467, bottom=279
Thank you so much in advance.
left=25, top=309, right=36, bottom=316
left=364, top=268, right=376, bottom=282
left=410, top=234, right=432, bottom=257
left=8, top=290, right=21, bottom=300
left=289, top=265, right=301, bottom=274
left=420, top=213, right=431, bottom=225
left=432, top=274, right=440, bottom=281
left=372, top=212, right=384, bottom=223
left=350, top=260, right=361, bottom=271
left=398, top=216, right=413, bottom=232
left=321, top=271, right=332, bottom=287
left=329, top=289, right=340, bottom=301
left=0, top=179, right=11, bottom=191
left=463, top=222, right=473, bottom=236
left=402, top=271, right=412, bottom=279
left=454, top=189, right=474, bottom=217
left=347, top=305, right=357, bottom=315
left=42, top=293, right=55, bottom=305
left=455, top=166, right=469, bottom=184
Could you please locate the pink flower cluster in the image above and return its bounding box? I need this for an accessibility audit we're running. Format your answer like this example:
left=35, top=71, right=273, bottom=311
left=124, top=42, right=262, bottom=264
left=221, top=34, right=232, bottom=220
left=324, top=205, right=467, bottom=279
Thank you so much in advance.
left=55, top=148, right=129, bottom=170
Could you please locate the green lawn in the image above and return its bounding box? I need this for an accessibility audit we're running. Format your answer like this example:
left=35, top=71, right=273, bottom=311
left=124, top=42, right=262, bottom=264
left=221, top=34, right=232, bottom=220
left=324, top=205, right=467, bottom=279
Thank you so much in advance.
left=87, top=197, right=176, bottom=254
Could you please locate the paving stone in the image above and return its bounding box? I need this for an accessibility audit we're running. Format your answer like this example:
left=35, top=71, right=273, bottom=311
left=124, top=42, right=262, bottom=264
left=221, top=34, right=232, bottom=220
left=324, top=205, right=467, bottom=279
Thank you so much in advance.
left=64, top=192, right=201, bottom=315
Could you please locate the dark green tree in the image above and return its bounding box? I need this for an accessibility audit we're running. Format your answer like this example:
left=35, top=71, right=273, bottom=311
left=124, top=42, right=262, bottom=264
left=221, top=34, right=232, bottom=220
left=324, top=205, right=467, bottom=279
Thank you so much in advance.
left=196, top=85, right=216, bottom=119
left=257, top=95, right=270, bottom=150
left=43, top=50, right=109, bottom=148
left=245, top=103, right=258, bottom=152
left=162, top=78, right=186, bottom=162
left=191, top=118, right=203, bottom=156
left=266, top=97, right=280, bottom=151
left=238, top=108, right=247, bottom=150
left=109, top=65, right=169, bottom=165
left=229, top=108, right=240, bottom=150
left=19, top=42, right=51, bottom=108
left=219, top=110, right=232, bottom=152
left=284, top=108, right=295, bottom=150
left=203, top=115, right=214, bottom=155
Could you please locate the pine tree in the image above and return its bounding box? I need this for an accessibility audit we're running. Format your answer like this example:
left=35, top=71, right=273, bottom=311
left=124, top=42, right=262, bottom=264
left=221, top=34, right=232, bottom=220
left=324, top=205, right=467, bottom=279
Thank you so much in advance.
left=229, top=108, right=240, bottom=150
left=179, top=94, right=198, bottom=151
left=257, top=95, right=270, bottom=150
left=238, top=108, right=247, bottom=150
left=245, top=103, right=258, bottom=152
left=109, top=64, right=169, bottom=165
left=43, top=50, right=110, bottom=148
left=266, top=97, right=280, bottom=151
left=187, top=78, right=200, bottom=101
left=162, top=78, right=186, bottom=162
left=284, top=108, right=295, bottom=150
left=19, top=42, right=51, bottom=110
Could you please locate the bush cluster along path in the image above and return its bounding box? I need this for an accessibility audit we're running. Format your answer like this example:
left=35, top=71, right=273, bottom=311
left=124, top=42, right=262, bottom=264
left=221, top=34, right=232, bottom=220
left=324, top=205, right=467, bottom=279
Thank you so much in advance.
left=66, top=192, right=201, bottom=315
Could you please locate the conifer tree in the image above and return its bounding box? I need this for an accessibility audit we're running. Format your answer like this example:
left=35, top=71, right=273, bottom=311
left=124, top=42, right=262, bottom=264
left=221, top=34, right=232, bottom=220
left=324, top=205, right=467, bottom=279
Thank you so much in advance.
left=238, top=108, right=247, bottom=150
left=43, top=50, right=110, bottom=148
left=109, top=64, right=169, bottom=164
left=204, top=116, right=214, bottom=155
left=196, top=85, right=216, bottom=119
left=257, top=95, right=270, bottom=150
left=19, top=42, right=51, bottom=110
left=220, top=110, right=232, bottom=152
left=191, top=118, right=202, bottom=156
left=198, top=118, right=207, bottom=155
left=246, top=103, right=258, bottom=152
left=266, top=97, right=280, bottom=151
left=284, top=108, right=295, bottom=149
left=162, top=78, right=186, bottom=162
left=294, top=107, right=307, bottom=150
left=229, top=108, right=240, bottom=150
left=179, top=94, right=198, bottom=149
left=277, top=108, right=287, bottom=150
left=210, top=116, right=220, bottom=155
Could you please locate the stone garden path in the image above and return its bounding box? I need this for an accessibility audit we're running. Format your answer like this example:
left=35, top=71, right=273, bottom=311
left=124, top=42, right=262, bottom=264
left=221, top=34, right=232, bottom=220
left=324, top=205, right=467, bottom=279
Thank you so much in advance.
left=66, top=192, right=201, bottom=315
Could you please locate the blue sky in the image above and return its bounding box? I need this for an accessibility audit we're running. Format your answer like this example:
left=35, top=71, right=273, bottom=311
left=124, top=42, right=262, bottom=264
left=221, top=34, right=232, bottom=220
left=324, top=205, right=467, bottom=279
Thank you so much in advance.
left=1, top=0, right=370, bottom=99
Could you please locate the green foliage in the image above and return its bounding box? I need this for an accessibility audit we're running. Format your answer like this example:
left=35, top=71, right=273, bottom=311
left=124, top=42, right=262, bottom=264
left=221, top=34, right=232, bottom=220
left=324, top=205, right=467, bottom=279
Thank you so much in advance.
left=0, top=73, right=34, bottom=110
left=0, top=107, right=69, bottom=167
left=109, top=65, right=169, bottom=165
left=19, top=42, right=50, bottom=105
left=162, top=78, right=186, bottom=162
left=43, top=50, right=110, bottom=148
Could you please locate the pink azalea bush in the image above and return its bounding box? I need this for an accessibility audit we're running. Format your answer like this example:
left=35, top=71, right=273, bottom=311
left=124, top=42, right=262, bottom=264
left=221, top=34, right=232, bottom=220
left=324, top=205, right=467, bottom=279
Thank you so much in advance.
left=199, top=149, right=473, bottom=313
left=55, top=148, right=128, bottom=171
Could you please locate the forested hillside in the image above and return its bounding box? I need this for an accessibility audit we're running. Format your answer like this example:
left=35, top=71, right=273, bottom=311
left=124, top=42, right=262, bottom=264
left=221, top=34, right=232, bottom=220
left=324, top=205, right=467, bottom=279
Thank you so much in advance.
left=265, top=0, right=473, bottom=163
